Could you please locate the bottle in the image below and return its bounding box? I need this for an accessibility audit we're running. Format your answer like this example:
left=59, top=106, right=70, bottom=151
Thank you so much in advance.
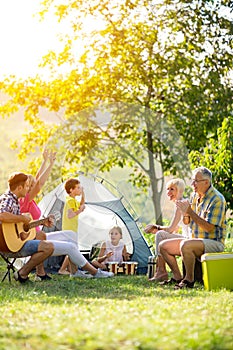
left=147, top=255, right=156, bottom=279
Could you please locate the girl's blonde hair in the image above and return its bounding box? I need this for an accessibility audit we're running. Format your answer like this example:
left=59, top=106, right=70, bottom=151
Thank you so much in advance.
left=109, top=226, right=123, bottom=238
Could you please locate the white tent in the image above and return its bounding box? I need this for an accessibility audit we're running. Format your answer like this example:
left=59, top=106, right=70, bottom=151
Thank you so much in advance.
left=39, top=173, right=153, bottom=274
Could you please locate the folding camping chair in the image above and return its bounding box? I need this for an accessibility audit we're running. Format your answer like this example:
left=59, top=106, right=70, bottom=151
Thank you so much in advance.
left=0, top=251, right=29, bottom=282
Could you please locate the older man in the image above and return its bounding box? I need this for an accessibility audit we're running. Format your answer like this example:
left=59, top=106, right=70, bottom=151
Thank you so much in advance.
left=159, top=167, right=226, bottom=289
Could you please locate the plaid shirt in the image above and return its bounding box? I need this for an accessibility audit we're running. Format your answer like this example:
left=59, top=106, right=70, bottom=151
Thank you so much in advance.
left=190, top=186, right=226, bottom=243
left=0, top=190, right=20, bottom=215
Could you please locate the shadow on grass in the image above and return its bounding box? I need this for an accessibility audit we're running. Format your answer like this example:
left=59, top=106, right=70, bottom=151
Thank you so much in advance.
left=0, top=273, right=206, bottom=305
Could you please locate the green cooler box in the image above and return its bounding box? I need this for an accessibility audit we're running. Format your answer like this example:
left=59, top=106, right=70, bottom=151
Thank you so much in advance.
left=201, top=253, right=233, bottom=291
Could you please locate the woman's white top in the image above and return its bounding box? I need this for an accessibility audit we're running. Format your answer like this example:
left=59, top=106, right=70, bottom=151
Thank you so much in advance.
left=179, top=220, right=192, bottom=239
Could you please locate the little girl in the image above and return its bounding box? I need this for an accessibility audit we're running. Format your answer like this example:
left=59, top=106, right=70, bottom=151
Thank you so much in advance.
left=92, top=226, right=128, bottom=270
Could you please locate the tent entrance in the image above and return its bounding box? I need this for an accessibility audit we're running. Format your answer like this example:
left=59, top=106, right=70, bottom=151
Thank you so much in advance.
left=39, top=173, right=153, bottom=274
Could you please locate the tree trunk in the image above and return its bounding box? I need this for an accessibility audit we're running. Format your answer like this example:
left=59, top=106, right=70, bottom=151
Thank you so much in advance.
left=146, top=130, right=163, bottom=225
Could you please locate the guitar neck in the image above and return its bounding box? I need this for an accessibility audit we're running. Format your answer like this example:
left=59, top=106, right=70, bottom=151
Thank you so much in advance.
left=28, top=217, right=48, bottom=230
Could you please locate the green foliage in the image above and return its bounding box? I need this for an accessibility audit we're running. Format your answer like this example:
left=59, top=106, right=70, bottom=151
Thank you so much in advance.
left=0, top=0, right=232, bottom=219
left=224, top=239, right=233, bottom=253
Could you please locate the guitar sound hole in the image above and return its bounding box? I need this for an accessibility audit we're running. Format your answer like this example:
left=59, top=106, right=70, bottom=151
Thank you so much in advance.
left=23, top=224, right=29, bottom=232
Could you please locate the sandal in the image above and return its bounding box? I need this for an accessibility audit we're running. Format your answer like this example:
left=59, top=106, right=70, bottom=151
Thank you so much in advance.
left=174, top=279, right=195, bottom=289
left=149, top=274, right=168, bottom=282
left=36, top=274, right=52, bottom=281
left=58, top=270, right=70, bottom=275
left=159, top=278, right=182, bottom=286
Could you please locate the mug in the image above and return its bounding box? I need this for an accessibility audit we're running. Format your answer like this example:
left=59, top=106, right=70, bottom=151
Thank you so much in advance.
left=122, top=261, right=138, bottom=275
left=106, top=262, right=119, bottom=274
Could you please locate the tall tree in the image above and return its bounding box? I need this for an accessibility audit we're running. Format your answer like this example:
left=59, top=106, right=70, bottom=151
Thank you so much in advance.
left=0, top=0, right=232, bottom=221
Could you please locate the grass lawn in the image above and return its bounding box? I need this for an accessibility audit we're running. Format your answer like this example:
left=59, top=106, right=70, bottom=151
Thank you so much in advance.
left=0, top=260, right=232, bottom=350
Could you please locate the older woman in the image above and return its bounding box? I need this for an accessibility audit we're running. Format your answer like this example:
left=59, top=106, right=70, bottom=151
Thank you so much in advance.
left=145, top=178, right=190, bottom=282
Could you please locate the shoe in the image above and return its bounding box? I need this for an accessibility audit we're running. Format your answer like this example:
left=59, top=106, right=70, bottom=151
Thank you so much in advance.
left=14, top=271, right=29, bottom=284
left=94, top=268, right=114, bottom=278
left=159, top=277, right=182, bottom=286
left=70, top=270, right=93, bottom=278
left=174, top=279, right=195, bottom=289
left=35, top=274, right=52, bottom=281
left=149, top=274, right=168, bottom=282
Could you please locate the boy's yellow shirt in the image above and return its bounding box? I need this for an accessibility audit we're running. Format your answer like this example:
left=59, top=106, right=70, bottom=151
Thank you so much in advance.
left=62, top=196, right=80, bottom=232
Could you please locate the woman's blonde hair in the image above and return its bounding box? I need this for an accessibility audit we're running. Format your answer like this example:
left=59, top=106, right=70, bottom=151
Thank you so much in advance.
left=27, top=174, right=35, bottom=188
left=166, top=178, right=185, bottom=194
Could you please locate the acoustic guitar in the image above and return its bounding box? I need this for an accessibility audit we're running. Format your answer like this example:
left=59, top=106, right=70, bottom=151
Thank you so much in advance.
left=0, top=213, right=59, bottom=253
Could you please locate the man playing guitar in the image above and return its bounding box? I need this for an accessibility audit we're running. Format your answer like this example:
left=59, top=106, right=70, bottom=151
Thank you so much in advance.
left=0, top=172, right=54, bottom=283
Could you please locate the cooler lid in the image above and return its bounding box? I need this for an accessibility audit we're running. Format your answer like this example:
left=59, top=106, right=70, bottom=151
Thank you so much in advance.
left=201, top=253, right=233, bottom=262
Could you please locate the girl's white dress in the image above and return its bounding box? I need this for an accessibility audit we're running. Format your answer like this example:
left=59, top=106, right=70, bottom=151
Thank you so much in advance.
left=104, top=240, right=125, bottom=263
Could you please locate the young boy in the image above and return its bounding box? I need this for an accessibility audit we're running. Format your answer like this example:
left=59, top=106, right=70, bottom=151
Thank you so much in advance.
left=62, top=178, right=85, bottom=232
left=58, top=178, right=85, bottom=275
